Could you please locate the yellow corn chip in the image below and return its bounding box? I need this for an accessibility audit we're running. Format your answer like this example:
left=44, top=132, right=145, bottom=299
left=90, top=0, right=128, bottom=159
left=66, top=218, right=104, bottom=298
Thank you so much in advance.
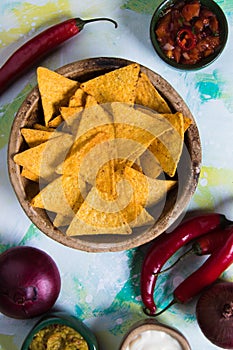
left=53, top=213, right=73, bottom=227
left=110, top=102, right=172, bottom=163
left=148, top=112, right=184, bottom=177
left=56, top=131, right=111, bottom=176
left=31, top=175, right=86, bottom=216
left=80, top=63, right=140, bottom=104
left=75, top=102, right=114, bottom=140
left=37, top=67, right=79, bottom=126
left=68, top=88, right=86, bottom=107
left=48, top=115, right=63, bottom=128
left=21, top=128, right=62, bottom=147
left=33, top=123, right=55, bottom=132
left=135, top=72, right=171, bottom=113
left=21, top=167, right=39, bottom=182
left=66, top=186, right=132, bottom=235
left=14, top=133, right=74, bottom=180
left=116, top=166, right=176, bottom=208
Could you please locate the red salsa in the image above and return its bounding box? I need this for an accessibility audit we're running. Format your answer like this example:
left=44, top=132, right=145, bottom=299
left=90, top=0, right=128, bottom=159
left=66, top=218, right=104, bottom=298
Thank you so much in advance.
left=155, top=0, right=221, bottom=65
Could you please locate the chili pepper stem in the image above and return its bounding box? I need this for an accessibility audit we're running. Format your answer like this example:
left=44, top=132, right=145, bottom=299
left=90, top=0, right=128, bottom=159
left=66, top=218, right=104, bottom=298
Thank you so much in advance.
left=143, top=299, right=176, bottom=317
left=76, top=17, right=118, bottom=30
left=154, top=247, right=194, bottom=276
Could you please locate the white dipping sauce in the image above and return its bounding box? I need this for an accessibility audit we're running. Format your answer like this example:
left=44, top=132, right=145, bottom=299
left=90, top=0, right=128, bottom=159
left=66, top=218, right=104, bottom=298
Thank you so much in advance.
left=125, top=329, right=183, bottom=350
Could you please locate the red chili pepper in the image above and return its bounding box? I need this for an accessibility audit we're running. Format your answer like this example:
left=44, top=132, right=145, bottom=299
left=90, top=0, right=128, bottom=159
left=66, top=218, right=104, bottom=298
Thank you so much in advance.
left=140, top=213, right=232, bottom=315
left=0, top=17, right=118, bottom=95
left=158, top=225, right=233, bottom=274
left=154, top=227, right=233, bottom=316
left=176, top=28, right=197, bottom=51
left=193, top=225, right=233, bottom=255
left=175, top=229, right=233, bottom=303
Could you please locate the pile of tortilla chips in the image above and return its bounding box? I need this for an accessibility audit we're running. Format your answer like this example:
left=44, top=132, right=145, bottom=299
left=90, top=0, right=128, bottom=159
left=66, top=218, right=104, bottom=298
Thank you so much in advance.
left=13, top=63, right=192, bottom=236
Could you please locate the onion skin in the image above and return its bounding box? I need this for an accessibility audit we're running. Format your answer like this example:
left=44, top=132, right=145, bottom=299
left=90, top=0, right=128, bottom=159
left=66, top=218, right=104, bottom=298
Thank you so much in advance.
left=196, top=282, right=233, bottom=349
left=0, top=246, right=61, bottom=319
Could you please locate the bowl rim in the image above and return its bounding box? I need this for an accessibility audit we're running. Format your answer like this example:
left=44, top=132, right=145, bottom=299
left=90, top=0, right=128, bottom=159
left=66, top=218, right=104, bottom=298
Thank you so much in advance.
left=150, top=0, right=229, bottom=70
left=20, top=311, right=98, bottom=350
left=119, top=318, right=191, bottom=350
left=7, top=57, right=202, bottom=252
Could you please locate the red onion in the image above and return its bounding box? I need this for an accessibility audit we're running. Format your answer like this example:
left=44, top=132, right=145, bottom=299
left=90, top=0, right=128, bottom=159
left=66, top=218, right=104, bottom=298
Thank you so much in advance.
left=0, top=246, right=61, bottom=319
left=196, top=282, right=233, bottom=349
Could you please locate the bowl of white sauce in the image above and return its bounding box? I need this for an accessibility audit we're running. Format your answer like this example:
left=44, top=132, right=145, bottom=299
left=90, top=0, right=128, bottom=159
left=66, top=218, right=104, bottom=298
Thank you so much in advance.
left=119, top=319, right=191, bottom=350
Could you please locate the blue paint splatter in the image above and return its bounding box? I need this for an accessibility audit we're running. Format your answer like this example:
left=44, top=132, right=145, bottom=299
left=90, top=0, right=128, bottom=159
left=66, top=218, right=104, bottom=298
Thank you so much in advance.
left=195, top=69, right=223, bottom=103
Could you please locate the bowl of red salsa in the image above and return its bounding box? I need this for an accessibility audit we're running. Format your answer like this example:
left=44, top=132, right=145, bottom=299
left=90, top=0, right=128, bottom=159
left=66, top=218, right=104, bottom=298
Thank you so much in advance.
left=150, top=0, right=228, bottom=69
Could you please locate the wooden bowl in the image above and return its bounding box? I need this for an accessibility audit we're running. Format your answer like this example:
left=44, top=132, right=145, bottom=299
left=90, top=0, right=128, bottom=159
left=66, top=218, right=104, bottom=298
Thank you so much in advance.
left=119, top=319, right=191, bottom=349
left=8, top=57, right=201, bottom=252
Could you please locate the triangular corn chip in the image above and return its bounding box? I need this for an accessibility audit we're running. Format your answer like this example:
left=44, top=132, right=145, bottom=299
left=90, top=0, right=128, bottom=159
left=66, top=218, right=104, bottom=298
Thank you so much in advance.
left=68, top=88, right=87, bottom=107
left=53, top=213, right=74, bottom=228
left=21, top=128, right=63, bottom=147
left=66, top=187, right=132, bottom=235
left=31, top=175, right=87, bottom=216
left=148, top=112, right=184, bottom=177
left=37, top=67, right=79, bottom=125
left=80, top=63, right=140, bottom=104
left=56, top=131, right=111, bottom=176
left=48, top=115, right=64, bottom=128
left=116, top=166, right=176, bottom=208
left=135, top=72, right=171, bottom=113
left=14, top=133, right=74, bottom=180
left=21, top=167, right=39, bottom=182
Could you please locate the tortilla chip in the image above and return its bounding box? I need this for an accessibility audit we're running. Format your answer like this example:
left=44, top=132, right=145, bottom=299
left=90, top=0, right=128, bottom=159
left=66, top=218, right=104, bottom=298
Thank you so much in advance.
left=37, top=67, right=79, bottom=125
left=21, top=167, right=39, bottom=182
left=31, top=175, right=86, bottom=216
left=66, top=186, right=132, bottom=235
left=115, top=165, right=176, bottom=208
left=14, top=133, right=74, bottom=180
left=21, top=128, right=62, bottom=147
left=95, top=160, right=117, bottom=200
left=84, top=94, right=99, bottom=108
left=48, top=115, right=63, bottom=128
left=110, top=102, right=172, bottom=163
left=80, top=63, right=140, bottom=104
left=139, top=148, right=163, bottom=178
left=33, top=123, right=55, bottom=132
left=75, top=102, right=114, bottom=140
left=135, top=72, right=171, bottom=113
left=115, top=179, right=154, bottom=228
left=148, top=112, right=184, bottom=177
left=68, top=88, right=86, bottom=107
left=60, top=106, right=83, bottom=121
left=184, top=115, right=193, bottom=131
left=53, top=213, right=73, bottom=227
left=56, top=131, right=111, bottom=176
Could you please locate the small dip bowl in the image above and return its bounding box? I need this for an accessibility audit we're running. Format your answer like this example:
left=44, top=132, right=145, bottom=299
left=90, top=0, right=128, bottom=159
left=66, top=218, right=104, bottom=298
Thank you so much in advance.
left=21, top=311, right=98, bottom=350
left=150, top=0, right=228, bottom=70
left=119, top=319, right=191, bottom=350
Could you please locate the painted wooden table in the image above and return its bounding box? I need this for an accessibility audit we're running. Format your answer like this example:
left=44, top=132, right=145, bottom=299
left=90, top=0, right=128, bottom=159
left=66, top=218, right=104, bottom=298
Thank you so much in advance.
left=0, top=1, right=233, bottom=349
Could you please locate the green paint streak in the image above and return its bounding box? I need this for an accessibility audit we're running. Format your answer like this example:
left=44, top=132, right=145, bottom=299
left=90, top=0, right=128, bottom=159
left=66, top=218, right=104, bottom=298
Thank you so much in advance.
left=19, top=224, right=42, bottom=245
left=73, top=276, right=91, bottom=320
left=0, top=224, right=41, bottom=254
left=0, top=82, right=35, bottom=150
left=121, top=0, right=161, bottom=14
left=0, top=334, right=18, bottom=350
